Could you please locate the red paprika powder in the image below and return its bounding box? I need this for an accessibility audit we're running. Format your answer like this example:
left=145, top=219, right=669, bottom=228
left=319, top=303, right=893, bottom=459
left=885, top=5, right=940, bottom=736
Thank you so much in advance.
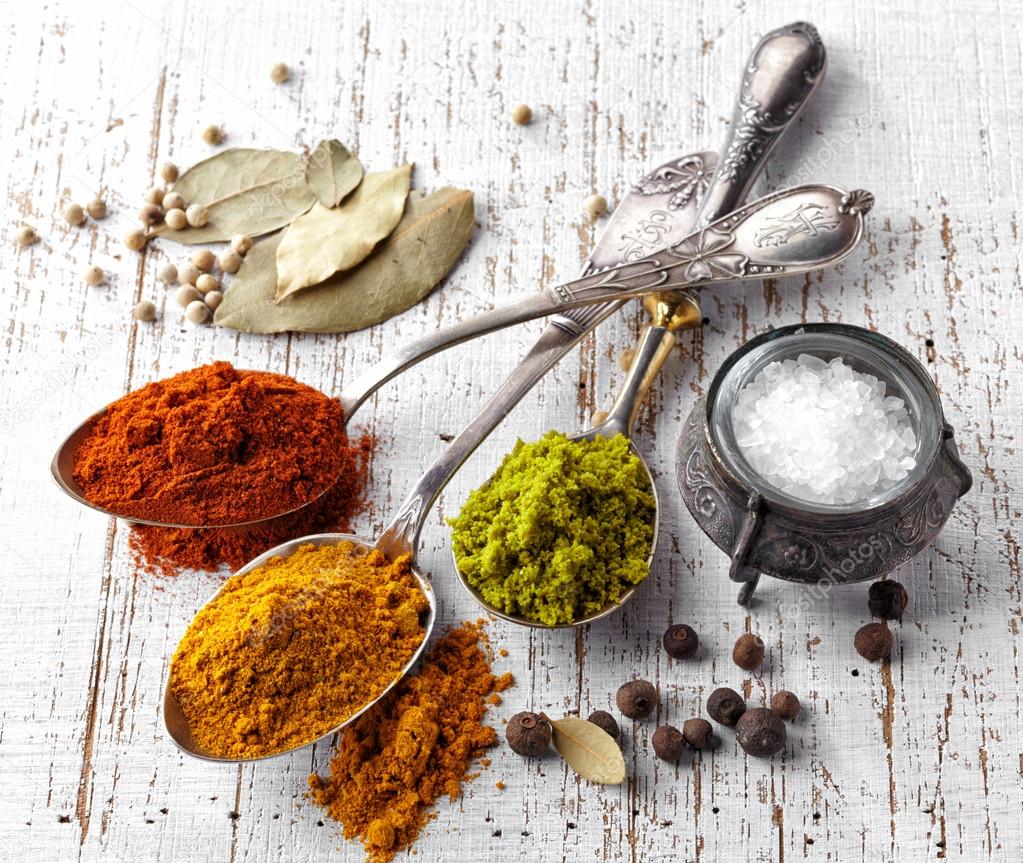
left=73, top=362, right=348, bottom=525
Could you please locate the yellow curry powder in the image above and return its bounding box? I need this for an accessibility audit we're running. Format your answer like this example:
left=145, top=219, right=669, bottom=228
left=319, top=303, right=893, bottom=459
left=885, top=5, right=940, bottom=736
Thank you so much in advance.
left=169, top=541, right=429, bottom=760
left=309, top=621, right=513, bottom=863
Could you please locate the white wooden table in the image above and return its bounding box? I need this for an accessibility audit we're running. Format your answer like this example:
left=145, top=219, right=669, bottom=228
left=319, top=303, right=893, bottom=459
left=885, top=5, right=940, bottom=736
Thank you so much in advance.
left=1, top=1, right=1020, bottom=860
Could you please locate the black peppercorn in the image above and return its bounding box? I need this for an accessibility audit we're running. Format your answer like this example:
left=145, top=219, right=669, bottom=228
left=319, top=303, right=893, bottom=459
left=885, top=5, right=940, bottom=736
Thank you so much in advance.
left=854, top=622, right=893, bottom=661
left=587, top=710, right=620, bottom=741
left=682, top=717, right=714, bottom=750
left=770, top=690, right=801, bottom=722
left=506, top=711, right=551, bottom=756
left=735, top=707, right=787, bottom=757
left=616, top=679, right=658, bottom=720
left=652, top=725, right=686, bottom=762
left=662, top=623, right=699, bottom=659
left=706, top=687, right=746, bottom=726
left=868, top=580, right=908, bottom=621
left=732, top=633, right=765, bottom=671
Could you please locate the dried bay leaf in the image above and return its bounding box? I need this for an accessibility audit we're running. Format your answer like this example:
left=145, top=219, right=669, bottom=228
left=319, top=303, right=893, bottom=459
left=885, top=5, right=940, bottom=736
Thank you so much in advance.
left=154, top=148, right=316, bottom=244
left=274, top=165, right=413, bottom=301
left=214, top=186, right=474, bottom=333
left=304, top=139, right=364, bottom=208
left=549, top=715, right=626, bottom=785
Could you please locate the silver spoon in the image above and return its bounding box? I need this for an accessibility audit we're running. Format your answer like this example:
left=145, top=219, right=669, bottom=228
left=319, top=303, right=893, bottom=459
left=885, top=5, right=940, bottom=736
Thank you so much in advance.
left=55, top=183, right=871, bottom=529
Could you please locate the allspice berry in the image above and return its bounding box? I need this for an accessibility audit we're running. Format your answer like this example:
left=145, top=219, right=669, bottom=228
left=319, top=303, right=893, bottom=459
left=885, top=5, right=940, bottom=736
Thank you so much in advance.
left=616, top=679, right=658, bottom=720
left=868, top=580, right=908, bottom=621
left=201, top=124, right=225, bottom=146
left=511, top=103, right=532, bottom=125
left=270, top=62, right=290, bottom=84
left=123, top=228, right=147, bottom=251
left=735, top=708, right=786, bottom=757
left=662, top=623, right=699, bottom=659
left=63, top=202, right=85, bottom=226
left=854, top=622, right=893, bottom=662
left=770, top=691, right=801, bottom=722
left=732, top=633, right=765, bottom=671
left=652, top=725, right=686, bottom=762
left=506, top=711, right=551, bottom=757
left=587, top=710, right=620, bottom=741
left=132, top=300, right=157, bottom=322
left=86, top=198, right=107, bottom=219
left=185, top=204, right=209, bottom=228
left=160, top=162, right=179, bottom=184
left=682, top=717, right=714, bottom=750
left=706, top=687, right=746, bottom=727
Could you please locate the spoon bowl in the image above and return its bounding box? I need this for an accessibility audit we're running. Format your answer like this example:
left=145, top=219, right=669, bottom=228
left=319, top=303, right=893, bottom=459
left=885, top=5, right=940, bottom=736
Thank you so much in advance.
left=163, top=531, right=437, bottom=763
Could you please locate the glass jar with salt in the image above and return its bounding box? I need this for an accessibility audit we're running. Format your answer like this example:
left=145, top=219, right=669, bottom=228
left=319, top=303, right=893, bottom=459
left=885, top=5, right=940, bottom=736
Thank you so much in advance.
left=676, top=323, right=972, bottom=604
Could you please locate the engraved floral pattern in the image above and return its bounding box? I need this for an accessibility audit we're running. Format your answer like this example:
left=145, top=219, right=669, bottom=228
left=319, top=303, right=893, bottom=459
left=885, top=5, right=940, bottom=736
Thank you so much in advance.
left=668, top=227, right=748, bottom=281
left=632, top=155, right=712, bottom=211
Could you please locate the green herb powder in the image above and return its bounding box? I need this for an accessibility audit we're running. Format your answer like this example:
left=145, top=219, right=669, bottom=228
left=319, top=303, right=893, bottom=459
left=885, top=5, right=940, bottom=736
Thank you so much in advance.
left=449, top=431, right=656, bottom=626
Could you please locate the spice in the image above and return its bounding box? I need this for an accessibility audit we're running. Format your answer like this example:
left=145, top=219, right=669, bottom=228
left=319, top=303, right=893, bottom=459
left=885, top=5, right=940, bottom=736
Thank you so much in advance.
left=732, top=354, right=917, bottom=506
left=587, top=710, right=620, bottom=741
left=124, top=228, right=147, bottom=250
left=186, top=204, right=209, bottom=227
left=548, top=714, right=626, bottom=784
left=449, top=431, right=655, bottom=626
left=652, top=725, right=686, bottom=762
left=201, top=124, right=225, bottom=145
left=86, top=198, right=107, bottom=219
left=160, top=162, right=180, bottom=183
left=63, top=202, right=85, bottom=226
left=662, top=623, right=699, bottom=659
left=185, top=300, right=210, bottom=323
left=195, top=273, right=220, bottom=294
left=506, top=711, right=551, bottom=756
left=732, top=633, right=765, bottom=671
left=735, top=708, right=786, bottom=757
left=231, top=233, right=253, bottom=255
left=132, top=300, right=156, bottom=322
left=854, top=622, right=892, bottom=661
left=165, top=208, right=188, bottom=230
left=271, top=62, right=290, bottom=83
left=707, top=687, right=746, bottom=726
left=175, top=285, right=201, bottom=307
left=682, top=717, right=714, bottom=750
left=309, top=621, right=512, bottom=863
left=770, top=691, right=801, bottom=721
left=170, top=540, right=429, bottom=759
left=218, top=249, right=242, bottom=273
left=511, top=103, right=532, bottom=125
left=163, top=191, right=186, bottom=211
left=204, top=290, right=224, bottom=311
left=140, top=203, right=163, bottom=226
left=616, top=679, right=658, bottom=719
left=583, top=193, right=607, bottom=220
left=192, top=248, right=215, bottom=271
left=144, top=185, right=165, bottom=205
left=15, top=224, right=38, bottom=246
left=178, top=263, right=200, bottom=285
left=129, top=433, right=372, bottom=575
left=82, top=265, right=104, bottom=287
left=72, top=362, right=349, bottom=526
left=158, top=263, right=178, bottom=285
left=868, top=579, right=908, bottom=620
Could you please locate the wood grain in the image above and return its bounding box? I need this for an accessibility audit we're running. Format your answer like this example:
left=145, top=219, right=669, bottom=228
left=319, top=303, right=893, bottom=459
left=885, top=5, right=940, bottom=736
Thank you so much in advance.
left=0, top=1, right=1019, bottom=860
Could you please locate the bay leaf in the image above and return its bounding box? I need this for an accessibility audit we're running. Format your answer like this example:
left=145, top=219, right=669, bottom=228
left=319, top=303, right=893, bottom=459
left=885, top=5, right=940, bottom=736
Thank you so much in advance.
left=304, top=139, right=364, bottom=208
left=274, top=165, right=413, bottom=301
left=550, top=715, right=626, bottom=785
left=214, top=186, right=474, bottom=333
left=154, top=148, right=316, bottom=244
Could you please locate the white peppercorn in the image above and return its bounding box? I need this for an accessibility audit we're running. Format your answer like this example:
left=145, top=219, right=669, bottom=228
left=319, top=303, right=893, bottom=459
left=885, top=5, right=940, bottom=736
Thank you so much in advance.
left=158, top=263, right=178, bottom=285
left=139, top=204, right=163, bottom=226
left=82, top=265, right=104, bottom=286
left=204, top=290, right=224, bottom=311
left=270, top=62, right=290, bottom=83
left=191, top=249, right=215, bottom=272
left=162, top=191, right=185, bottom=211
left=175, top=285, right=202, bottom=307
left=86, top=198, right=107, bottom=220
left=584, top=193, right=608, bottom=220
left=165, top=208, right=188, bottom=230
left=230, top=234, right=253, bottom=255
left=511, top=103, right=532, bottom=125
left=185, top=204, right=209, bottom=228
left=124, top=228, right=147, bottom=251
left=178, top=264, right=200, bottom=286
left=195, top=273, right=220, bottom=294
left=217, top=249, right=242, bottom=274
left=160, top=162, right=179, bottom=184
left=185, top=299, right=211, bottom=323
left=201, top=124, right=225, bottom=146
left=16, top=225, right=39, bottom=246
left=132, top=300, right=157, bottom=322
left=144, top=186, right=165, bottom=206
left=63, top=203, right=86, bottom=226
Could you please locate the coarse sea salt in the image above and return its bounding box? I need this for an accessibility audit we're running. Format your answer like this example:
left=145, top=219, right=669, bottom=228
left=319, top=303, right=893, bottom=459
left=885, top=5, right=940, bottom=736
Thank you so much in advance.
left=731, top=353, right=917, bottom=506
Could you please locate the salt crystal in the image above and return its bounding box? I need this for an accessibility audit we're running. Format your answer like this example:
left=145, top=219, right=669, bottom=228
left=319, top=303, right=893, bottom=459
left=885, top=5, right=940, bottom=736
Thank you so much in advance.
left=730, top=353, right=918, bottom=506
